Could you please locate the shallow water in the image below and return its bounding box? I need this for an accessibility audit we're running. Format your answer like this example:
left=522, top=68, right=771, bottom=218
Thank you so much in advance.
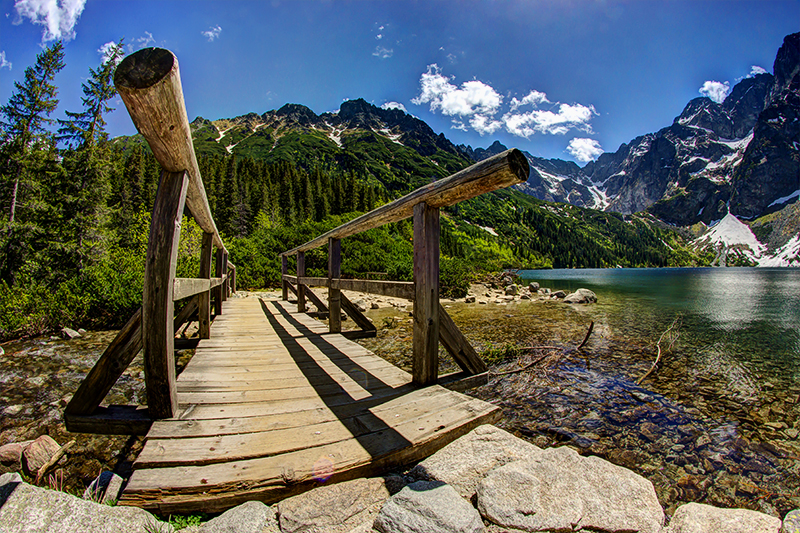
left=361, top=268, right=800, bottom=517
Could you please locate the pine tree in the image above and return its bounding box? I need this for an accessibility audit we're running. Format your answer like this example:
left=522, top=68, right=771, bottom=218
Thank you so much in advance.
left=0, top=41, right=65, bottom=285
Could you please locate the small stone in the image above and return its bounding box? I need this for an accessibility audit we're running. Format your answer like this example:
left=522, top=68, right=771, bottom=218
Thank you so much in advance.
left=478, top=300, right=487, bottom=304
left=528, top=282, right=540, bottom=291
left=696, top=433, right=712, bottom=448
left=640, top=421, right=661, bottom=443
left=465, top=295, right=476, bottom=303
left=0, top=443, right=26, bottom=466
left=373, top=481, right=483, bottom=533
left=77, top=328, right=87, bottom=335
left=663, top=502, right=781, bottom=533
left=60, top=327, right=81, bottom=339
left=4, top=405, right=23, bottom=416
left=520, top=294, right=530, bottom=300
left=371, top=302, right=380, bottom=309
left=504, top=284, right=518, bottom=296
left=785, top=428, right=799, bottom=439
left=782, top=509, right=800, bottom=533
left=83, top=472, right=124, bottom=504
left=552, top=290, right=567, bottom=298
left=21, top=435, right=61, bottom=476
left=765, top=421, right=788, bottom=430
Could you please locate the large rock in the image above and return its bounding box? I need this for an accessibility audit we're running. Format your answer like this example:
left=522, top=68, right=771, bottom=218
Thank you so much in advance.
left=186, top=501, right=279, bottom=533
left=83, top=472, right=124, bottom=504
left=410, top=424, right=542, bottom=500
left=663, top=502, right=781, bottom=533
left=60, top=327, right=81, bottom=339
left=21, top=435, right=61, bottom=477
left=0, top=442, right=29, bottom=467
left=564, top=288, right=598, bottom=304
left=784, top=509, right=800, bottom=533
left=0, top=476, right=173, bottom=533
left=477, top=446, right=664, bottom=533
left=373, top=480, right=484, bottom=533
left=505, top=284, right=518, bottom=296
left=276, top=477, right=394, bottom=533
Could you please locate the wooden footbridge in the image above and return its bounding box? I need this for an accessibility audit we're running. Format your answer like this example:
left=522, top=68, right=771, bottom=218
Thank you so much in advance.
left=63, top=48, right=529, bottom=513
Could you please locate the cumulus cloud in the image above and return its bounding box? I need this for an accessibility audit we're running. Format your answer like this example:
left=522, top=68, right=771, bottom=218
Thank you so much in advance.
left=202, top=25, right=222, bottom=42
left=97, top=41, right=123, bottom=65
left=381, top=101, right=407, bottom=113
left=699, top=80, right=730, bottom=104
left=13, top=0, right=86, bottom=42
left=567, top=138, right=604, bottom=164
left=127, top=31, right=156, bottom=53
left=0, top=51, right=11, bottom=70
left=748, top=65, right=767, bottom=77
left=373, top=46, right=393, bottom=59
left=411, top=64, right=597, bottom=138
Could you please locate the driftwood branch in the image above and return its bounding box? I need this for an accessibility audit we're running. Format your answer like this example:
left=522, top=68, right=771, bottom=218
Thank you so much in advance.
left=636, top=315, right=682, bottom=385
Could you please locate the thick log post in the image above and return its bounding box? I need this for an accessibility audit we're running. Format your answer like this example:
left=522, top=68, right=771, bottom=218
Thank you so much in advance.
left=213, top=248, right=223, bottom=316
left=328, top=238, right=341, bottom=333
left=230, top=265, right=236, bottom=293
left=296, top=252, right=306, bottom=313
left=281, top=256, right=289, bottom=301
left=198, top=232, right=213, bottom=339
left=222, top=252, right=229, bottom=301
left=412, top=201, right=440, bottom=386
left=142, top=170, right=188, bottom=419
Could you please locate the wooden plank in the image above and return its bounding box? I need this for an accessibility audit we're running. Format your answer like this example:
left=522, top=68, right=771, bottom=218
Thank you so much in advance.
left=173, top=278, right=210, bottom=301
left=142, top=169, right=187, bottom=419
left=304, top=287, right=329, bottom=313
left=438, top=304, right=487, bottom=375
left=65, top=308, right=143, bottom=417
left=296, top=251, right=306, bottom=313
left=438, top=371, right=489, bottom=393
left=297, top=276, right=329, bottom=287
left=328, top=237, right=341, bottom=333
left=332, top=279, right=414, bottom=300
left=213, top=249, right=223, bottom=316
left=198, top=232, right=213, bottom=339
left=281, top=149, right=529, bottom=255
left=341, top=330, right=377, bottom=340
left=65, top=405, right=152, bottom=436
left=114, top=48, right=224, bottom=249
left=412, top=202, right=439, bottom=386
left=340, top=293, right=377, bottom=332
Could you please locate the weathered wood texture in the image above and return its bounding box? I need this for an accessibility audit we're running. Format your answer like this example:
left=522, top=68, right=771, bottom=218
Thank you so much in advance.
left=142, top=169, right=187, bottom=420
left=438, top=304, right=487, bottom=374
left=304, top=287, right=329, bottom=313
left=213, top=248, right=223, bottom=316
left=328, top=237, right=341, bottom=333
left=198, top=232, right=213, bottom=339
left=119, top=297, right=500, bottom=514
left=281, top=255, right=288, bottom=301
left=114, top=48, right=223, bottom=249
left=340, top=293, right=377, bottom=333
left=282, top=149, right=528, bottom=255
left=65, top=405, right=152, bottom=436
left=296, top=251, right=306, bottom=313
left=412, top=202, right=439, bottom=386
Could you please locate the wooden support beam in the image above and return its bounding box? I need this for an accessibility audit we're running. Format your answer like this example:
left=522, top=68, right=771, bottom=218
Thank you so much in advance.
left=304, top=287, right=329, bottom=313
left=221, top=252, right=229, bottom=301
left=230, top=265, right=236, bottom=293
left=281, top=255, right=288, bottom=301
left=438, top=371, right=489, bottom=393
left=65, top=405, right=152, bottom=436
left=412, top=202, right=439, bottom=386
left=340, top=330, right=377, bottom=340
left=198, top=232, right=213, bottom=339
left=438, top=304, right=487, bottom=375
left=173, top=278, right=210, bottom=301
left=328, top=237, right=341, bottom=334
left=285, top=281, right=297, bottom=297
left=296, top=251, right=306, bottom=313
left=332, top=279, right=415, bottom=300
left=340, top=293, right=377, bottom=333
left=173, top=296, right=198, bottom=332
left=297, top=276, right=330, bottom=287
left=213, top=248, right=223, bottom=316
left=282, top=149, right=529, bottom=255
left=142, top=169, right=187, bottom=420
left=114, top=48, right=224, bottom=250
left=65, top=308, right=143, bottom=418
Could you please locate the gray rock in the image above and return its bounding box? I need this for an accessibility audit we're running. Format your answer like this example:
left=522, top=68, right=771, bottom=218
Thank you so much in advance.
left=60, top=327, right=81, bottom=339
left=663, top=502, right=781, bottom=533
left=477, top=446, right=664, bottom=533
left=552, top=290, right=567, bottom=299
left=563, top=288, right=598, bottom=304
left=0, top=345, right=4, bottom=355
left=0, top=478, right=173, bottom=533
left=21, top=435, right=61, bottom=476
left=83, top=472, right=124, bottom=504
left=193, top=501, right=279, bottom=533
left=77, top=328, right=87, bottom=335
left=371, top=302, right=380, bottom=309
left=505, top=284, right=518, bottom=296
left=520, top=293, right=530, bottom=300
left=373, top=480, right=484, bottom=533
left=465, top=295, right=476, bottom=303
left=277, top=477, right=392, bottom=533
left=410, top=424, right=542, bottom=500
left=783, top=509, right=800, bottom=533
left=528, top=282, right=540, bottom=291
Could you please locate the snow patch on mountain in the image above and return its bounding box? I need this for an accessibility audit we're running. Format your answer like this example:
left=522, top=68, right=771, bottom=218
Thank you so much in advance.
left=759, top=235, right=800, bottom=267
left=695, top=212, right=765, bottom=255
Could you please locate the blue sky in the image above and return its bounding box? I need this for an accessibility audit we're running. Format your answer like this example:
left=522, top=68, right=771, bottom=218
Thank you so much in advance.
left=1, top=0, right=797, bottom=165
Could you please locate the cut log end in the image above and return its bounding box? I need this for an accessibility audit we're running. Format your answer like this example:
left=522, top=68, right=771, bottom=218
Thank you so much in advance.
left=114, top=47, right=176, bottom=90
left=507, top=148, right=531, bottom=182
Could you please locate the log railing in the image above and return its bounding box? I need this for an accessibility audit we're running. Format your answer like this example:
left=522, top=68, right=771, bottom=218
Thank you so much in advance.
left=280, top=148, right=530, bottom=387
left=64, top=48, right=236, bottom=435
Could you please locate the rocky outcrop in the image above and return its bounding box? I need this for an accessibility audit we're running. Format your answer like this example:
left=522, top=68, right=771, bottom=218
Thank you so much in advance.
left=374, top=481, right=484, bottom=533
left=663, top=502, right=782, bottom=533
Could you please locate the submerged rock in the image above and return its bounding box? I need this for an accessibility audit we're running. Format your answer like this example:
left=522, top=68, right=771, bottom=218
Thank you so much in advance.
left=564, top=288, right=598, bottom=304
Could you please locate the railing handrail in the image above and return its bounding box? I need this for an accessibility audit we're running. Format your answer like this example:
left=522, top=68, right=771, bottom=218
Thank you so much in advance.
left=281, top=149, right=528, bottom=256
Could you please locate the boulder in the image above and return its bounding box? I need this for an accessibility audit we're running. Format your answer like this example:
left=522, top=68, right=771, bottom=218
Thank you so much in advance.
left=564, top=288, right=598, bottom=304
left=60, top=327, right=81, bottom=340
left=373, top=480, right=484, bottom=533
left=0, top=442, right=30, bottom=467
left=83, top=472, right=124, bottom=504
left=505, top=284, right=518, bottom=296
left=21, top=435, right=61, bottom=477
left=552, top=290, right=567, bottom=299
left=528, top=282, right=540, bottom=291
left=663, top=502, right=781, bottom=533
left=465, top=295, right=476, bottom=303
left=371, top=302, right=380, bottom=309
left=410, top=425, right=542, bottom=500
left=0, top=476, right=173, bottom=533
left=783, top=509, right=800, bottom=533
left=477, top=446, right=664, bottom=533
left=277, top=477, right=394, bottom=533
left=189, top=501, right=279, bottom=533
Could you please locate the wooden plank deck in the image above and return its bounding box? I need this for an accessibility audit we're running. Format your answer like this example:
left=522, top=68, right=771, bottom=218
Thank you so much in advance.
left=118, top=297, right=500, bottom=514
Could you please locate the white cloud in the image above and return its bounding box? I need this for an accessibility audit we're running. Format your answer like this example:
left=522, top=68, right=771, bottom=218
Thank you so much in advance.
left=202, top=25, right=222, bottom=42
left=373, top=46, right=393, bottom=59
left=503, top=103, right=596, bottom=137
left=97, top=41, right=123, bottom=65
left=470, top=114, right=503, bottom=135
left=509, top=90, right=549, bottom=111
left=748, top=65, right=767, bottom=77
left=13, top=0, right=86, bottom=42
left=567, top=138, right=604, bottom=164
left=376, top=33, right=383, bottom=40
left=0, top=51, right=11, bottom=70
left=127, top=31, right=156, bottom=53
left=381, top=101, right=407, bottom=113
left=699, top=80, right=730, bottom=104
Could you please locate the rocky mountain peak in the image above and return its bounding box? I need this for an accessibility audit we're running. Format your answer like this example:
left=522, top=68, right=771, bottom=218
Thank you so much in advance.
left=275, top=103, right=320, bottom=127
left=773, top=32, right=800, bottom=98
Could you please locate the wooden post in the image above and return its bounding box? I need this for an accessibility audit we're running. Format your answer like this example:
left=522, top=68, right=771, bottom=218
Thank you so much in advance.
left=296, top=251, right=306, bottom=313
left=142, top=170, right=188, bottom=419
left=222, top=252, right=229, bottom=301
left=230, top=265, right=236, bottom=293
left=213, top=248, right=223, bottom=316
left=281, top=255, right=289, bottom=301
left=328, top=238, right=341, bottom=333
left=198, top=232, right=213, bottom=339
left=412, top=201, right=440, bottom=386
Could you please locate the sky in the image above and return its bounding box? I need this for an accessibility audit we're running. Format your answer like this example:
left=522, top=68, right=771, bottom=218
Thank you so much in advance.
left=0, top=0, right=798, bottom=166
